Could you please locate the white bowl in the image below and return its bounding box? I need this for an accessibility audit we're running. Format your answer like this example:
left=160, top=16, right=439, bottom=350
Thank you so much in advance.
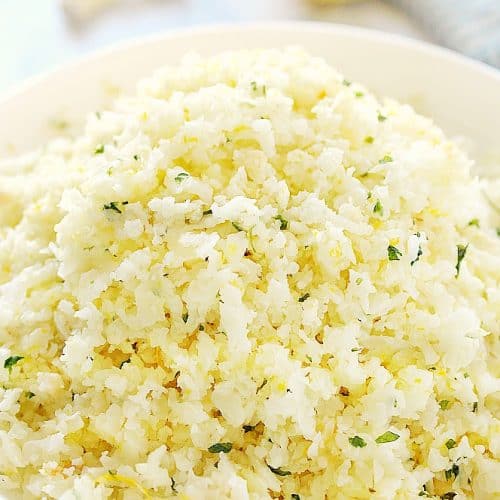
left=1, top=22, right=499, bottom=161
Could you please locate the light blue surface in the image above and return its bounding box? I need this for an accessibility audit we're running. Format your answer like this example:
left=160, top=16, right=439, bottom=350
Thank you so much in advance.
left=390, top=0, right=500, bottom=67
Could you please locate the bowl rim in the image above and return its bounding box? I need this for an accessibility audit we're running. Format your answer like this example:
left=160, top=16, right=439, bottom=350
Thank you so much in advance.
left=1, top=20, right=499, bottom=106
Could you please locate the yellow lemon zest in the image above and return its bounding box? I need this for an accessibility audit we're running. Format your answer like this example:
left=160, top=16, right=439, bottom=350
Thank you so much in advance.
left=96, top=472, right=151, bottom=499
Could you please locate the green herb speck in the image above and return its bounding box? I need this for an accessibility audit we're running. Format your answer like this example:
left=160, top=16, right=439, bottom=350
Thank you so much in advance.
left=440, top=493, right=457, bottom=500
left=375, top=431, right=400, bottom=444
left=103, top=201, right=122, bottom=214
left=4, top=356, right=23, bottom=372
left=365, top=136, right=374, bottom=144
left=439, top=399, right=450, bottom=410
left=378, top=112, right=387, bottom=122
left=411, top=245, right=423, bottom=266
left=94, top=144, right=104, bottom=154
left=349, top=435, right=367, bottom=448
left=208, top=442, right=232, bottom=454
left=274, top=215, right=288, bottom=230
left=387, top=245, right=402, bottom=261
left=445, top=439, right=456, bottom=450
left=119, top=358, right=131, bottom=369
left=268, top=465, right=291, bottom=476
left=379, top=154, right=393, bottom=164
left=455, top=244, right=468, bottom=277
left=182, top=313, right=189, bottom=324
left=373, top=200, right=383, bottom=216
left=243, top=425, right=256, bottom=433
left=472, top=401, right=478, bottom=412
left=355, top=91, right=364, bottom=98
left=203, top=209, right=213, bottom=216
left=291, top=495, right=301, bottom=500
left=175, top=172, right=189, bottom=183
left=467, top=218, right=479, bottom=228
left=445, top=464, right=459, bottom=481
left=298, top=293, right=310, bottom=303
left=342, top=79, right=351, bottom=86
left=256, top=379, right=268, bottom=393
left=26, top=391, right=35, bottom=399
left=232, top=222, right=244, bottom=232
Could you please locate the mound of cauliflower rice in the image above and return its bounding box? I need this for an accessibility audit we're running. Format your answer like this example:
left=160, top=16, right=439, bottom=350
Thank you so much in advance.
left=0, top=48, right=499, bottom=500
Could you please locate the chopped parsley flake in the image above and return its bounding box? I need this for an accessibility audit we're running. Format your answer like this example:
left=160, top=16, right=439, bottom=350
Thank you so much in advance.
left=256, top=379, right=268, bottom=393
left=445, top=464, right=459, bottom=481
left=198, top=324, right=205, bottom=331
left=472, top=401, right=478, bottom=412
left=103, top=201, right=122, bottom=214
left=467, top=218, right=479, bottom=228
left=455, top=244, right=468, bottom=277
left=377, top=112, right=387, bottom=122
left=349, top=435, right=367, bottom=448
left=274, top=215, right=288, bottom=230
left=445, top=439, right=456, bottom=450
left=439, top=399, right=450, bottom=410
left=291, top=495, right=301, bottom=500
left=4, top=356, right=23, bottom=372
left=354, top=91, right=364, bottom=98
left=365, top=136, right=374, bottom=144
left=174, top=172, right=189, bottom=183
left=298, top=293, right=310, bottom=303
left=387, top=245, right=402, bottom=261
left=119, top=358, right=131, bottom=369
left=133, top=154, right=139, bottom=161
left=411, top=244, right=423, bottom=266
left=243, top=424, right=256, bottom=433
left=268, top=465, right=291, bottom=476
left=379, top=154, right=393, bottom=164
left=232, top=222, right=244, bottom=232
left=26, top=391, right=35, bottom=399
left=208, top=442, right=232, bottom=454
left=250, top=81, right=266, bottom=96
left=497, top=228, right=500, bottom=237
left=373, top=200, right=383, bottom=216
left=440, top=493, right=457, bottom=500
left=94, top=144, right=104, bottom=154
left=182, top=312, right=189, bottom=323
left=342, top=79, right=351, bottom=86
left=375, top=431, right=400, bottom=444
left=203, top=209, right=213, bottom=216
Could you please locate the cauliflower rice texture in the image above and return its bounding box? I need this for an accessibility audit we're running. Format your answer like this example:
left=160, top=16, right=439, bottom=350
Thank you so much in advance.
left=0, top=48, right=499, bottom=499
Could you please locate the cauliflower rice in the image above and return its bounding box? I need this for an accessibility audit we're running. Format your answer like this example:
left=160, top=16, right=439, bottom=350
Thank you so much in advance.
left=0, top=48, right=499, bottom=499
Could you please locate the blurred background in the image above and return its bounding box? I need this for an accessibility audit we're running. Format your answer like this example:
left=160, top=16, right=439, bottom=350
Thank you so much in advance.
left=0, top=0, right=498, bottom=95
